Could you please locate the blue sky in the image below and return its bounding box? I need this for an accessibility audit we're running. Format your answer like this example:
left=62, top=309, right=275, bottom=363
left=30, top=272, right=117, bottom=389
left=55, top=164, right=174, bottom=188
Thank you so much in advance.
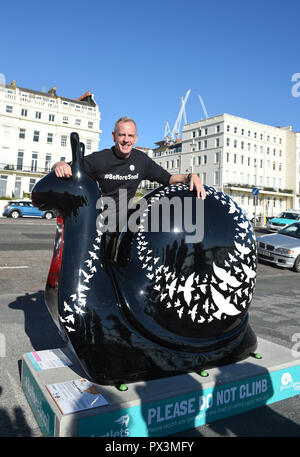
left=1, top=0, right=300, bottom=149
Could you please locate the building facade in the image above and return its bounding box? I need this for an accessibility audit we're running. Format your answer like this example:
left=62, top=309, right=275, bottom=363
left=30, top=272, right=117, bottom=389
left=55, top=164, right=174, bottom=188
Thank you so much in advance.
left=150, top=113, right=300, bottom=219
left=0, top=81, right=101, bottom=197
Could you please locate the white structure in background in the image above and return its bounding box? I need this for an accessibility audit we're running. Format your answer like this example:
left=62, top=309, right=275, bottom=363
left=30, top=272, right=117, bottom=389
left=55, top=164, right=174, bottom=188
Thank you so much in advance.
left=0, top=81, right=101, bottom=197
left=151, top=113, right=300, bottom=219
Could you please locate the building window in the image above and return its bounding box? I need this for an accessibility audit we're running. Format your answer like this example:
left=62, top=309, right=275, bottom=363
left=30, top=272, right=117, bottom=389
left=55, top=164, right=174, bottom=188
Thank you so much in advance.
left=197, top=156, right=201, bottom=166
left=234, top=127, right=237, bottom=134
left=86, top=139, right=92, bottom=150
left=192, top=131, right=196, bottom=138
left=215, top=138, right=220, bottom=147
left=234, top=140, right=237, bottom=148
left=215, top=152, right=220, bottom=163
left=35, top=111, right=41, bottom=119
left=0, top=175, right=8, bottom=196
left=21, top=108, right=28, bottom=117
left=226, top=125, right=230, bottom=132
left=6, top=105, right=13, bottom=113
left=216, top=125, right=220, bottom=133
left=203, top=155, right=207, bottom=164
left=234, top=154, right=237, bottom=164
left=204, top=140, right=207, bottom=149
left=226, top=138, right=230, bottom=146
left=31, top=152, right=38, bottom=172
left=198, top=141, right=202, bottom=150
left=19, top=128, right=26, bottom=139
left=226, top=152, right=230, bottom=162
left=29, top=178, right=36, bottom=192
left=75, top=119, right=81, bottom=126
left=17, top=150, right=24, bottom=171
left=33, top=130, right=40, bottom=142
left=204, top=128, right=208, bottom=135
left=63, top=116, right=69, bottom=124
left=45, top=154, right=52, bottom=172
left=14, top=177, right=21, bottom=198
left=202, top=172, right=206, bottom=184
left=241, top=129, right=244, bottom=135
left=88, top=121, right=94, bottom=129
left=47, top=133, right=53, bottom=144
left=214, top=171, right=219, bottom=185
left=198, top=129, right=202, bottom=136
left=61, top=135, right=67, bottom=147
left=49, top=114, right=55, bottom=122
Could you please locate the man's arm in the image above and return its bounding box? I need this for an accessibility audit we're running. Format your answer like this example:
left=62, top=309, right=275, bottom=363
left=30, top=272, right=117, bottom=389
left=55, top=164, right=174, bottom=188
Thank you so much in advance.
left=169, top=173, right=206, bottom=200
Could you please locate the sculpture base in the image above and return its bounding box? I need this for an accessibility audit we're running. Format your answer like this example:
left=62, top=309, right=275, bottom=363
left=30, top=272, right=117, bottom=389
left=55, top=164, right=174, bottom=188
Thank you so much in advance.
left=21, top=338, right=300, bottom=437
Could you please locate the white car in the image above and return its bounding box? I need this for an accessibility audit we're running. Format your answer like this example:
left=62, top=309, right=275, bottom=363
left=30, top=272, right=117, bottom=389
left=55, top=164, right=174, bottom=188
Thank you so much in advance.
left=257, top=222, right=300, bottom=272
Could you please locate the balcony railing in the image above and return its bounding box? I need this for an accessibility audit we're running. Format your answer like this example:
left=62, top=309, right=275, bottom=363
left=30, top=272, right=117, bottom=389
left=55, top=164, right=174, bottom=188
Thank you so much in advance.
left=0, top=163, right=50, bottom=174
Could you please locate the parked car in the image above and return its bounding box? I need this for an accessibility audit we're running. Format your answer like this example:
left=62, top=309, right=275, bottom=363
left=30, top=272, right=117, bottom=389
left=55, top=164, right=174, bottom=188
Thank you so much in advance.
left=266, top=210, right=300, bottom=232
left=2, top=201, right=55, bottom=220
left=257, top=222, right=300, bottom=272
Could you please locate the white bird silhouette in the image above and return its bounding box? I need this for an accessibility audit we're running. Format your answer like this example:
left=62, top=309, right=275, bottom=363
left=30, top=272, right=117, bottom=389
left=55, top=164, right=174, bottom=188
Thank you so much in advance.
left=81, top=269, right=93, bottom=283
left=90, top=266, right=97, bottom=273
left=85, top=259, right=92, bottom=268
left=177, top=273, right=195, bottom=306
left=174, top=298, right=182, bottom=307
left=146, top=273, right=154, bottom=280
left=213, top=263, right=242, bottom=291
left=89, top=251, right=99, bottom=260
left=74, top=304, right=85, bottom=315
left=70, top=294, right=77, bottom=301
left=211, top=286, right=241, bottom=320
left=64, top=301, right=73, bottom=313
left=177, top=307, right=184, bottom=319
left=65, top=326, right=75, bottom=333
left=241, top=263, right=256, bottom=282
left=188, top=304, right=198, bottom=322
left=153, top=257, right=160, bottom=264
left=234, top=241, right=251, bottom=259
left=166, top=278, right=178, bottom=299
left=228, top=200, right=238, bottom=214
left=154, top=284, right=161, bottom=291
left=65, top=314, right=75, bottom=325
left=197, top=315, right=205, bottom=323
left=160, top=293, right=167, bottom=301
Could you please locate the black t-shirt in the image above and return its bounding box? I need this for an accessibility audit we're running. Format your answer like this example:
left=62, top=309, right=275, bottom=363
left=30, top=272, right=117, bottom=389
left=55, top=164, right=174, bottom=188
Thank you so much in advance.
left=83, top=147, right=171, bottom=230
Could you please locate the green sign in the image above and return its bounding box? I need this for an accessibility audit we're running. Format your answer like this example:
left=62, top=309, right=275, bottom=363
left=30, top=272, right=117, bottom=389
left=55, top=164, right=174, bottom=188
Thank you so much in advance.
left=78, top=365, right=300, bottom=437
left=22, top=361, right=55, bottom=437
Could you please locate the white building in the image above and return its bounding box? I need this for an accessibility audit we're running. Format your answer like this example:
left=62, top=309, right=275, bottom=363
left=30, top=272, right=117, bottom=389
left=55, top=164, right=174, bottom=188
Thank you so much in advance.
left=0, top=81, right=101, bottom=197
left=151, top=113, right=300, bottom=219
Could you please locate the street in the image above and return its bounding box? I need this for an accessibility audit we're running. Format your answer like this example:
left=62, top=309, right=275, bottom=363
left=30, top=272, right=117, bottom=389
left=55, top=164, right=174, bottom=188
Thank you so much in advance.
left=0, top=218, right=299, bottom=437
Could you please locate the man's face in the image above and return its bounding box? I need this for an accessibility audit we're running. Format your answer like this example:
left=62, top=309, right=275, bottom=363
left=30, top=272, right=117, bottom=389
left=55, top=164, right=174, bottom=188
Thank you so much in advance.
left=112, top=121, right=138, bottom=158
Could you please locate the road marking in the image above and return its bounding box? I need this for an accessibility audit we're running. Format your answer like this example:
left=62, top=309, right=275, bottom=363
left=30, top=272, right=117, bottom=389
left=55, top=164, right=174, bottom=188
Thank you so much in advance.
left=0, top=266, right=29, bottom=269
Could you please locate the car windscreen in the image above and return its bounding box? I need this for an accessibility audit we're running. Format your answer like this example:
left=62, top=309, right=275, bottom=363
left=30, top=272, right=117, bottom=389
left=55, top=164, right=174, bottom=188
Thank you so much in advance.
left=279, top=224, right=300, bottom=239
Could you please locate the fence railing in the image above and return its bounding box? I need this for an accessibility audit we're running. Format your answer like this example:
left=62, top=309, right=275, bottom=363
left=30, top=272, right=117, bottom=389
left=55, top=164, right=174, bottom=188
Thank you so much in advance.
left=0, top=163, right=49, bottom=174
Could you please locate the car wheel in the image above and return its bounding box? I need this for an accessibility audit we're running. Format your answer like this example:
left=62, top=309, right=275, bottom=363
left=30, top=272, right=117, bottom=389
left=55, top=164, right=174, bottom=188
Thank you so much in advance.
left=11, top=210, right=20, bottom=219
left=44, top=212, right=54, bottom=220
left=293, top=255, right=300, bottom=273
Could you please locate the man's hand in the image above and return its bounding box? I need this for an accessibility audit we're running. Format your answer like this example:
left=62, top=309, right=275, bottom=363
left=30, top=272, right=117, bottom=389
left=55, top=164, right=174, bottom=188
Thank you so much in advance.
left=188, top=173, right=206, bottom=200
left=53, top=161, right=72, bottom=178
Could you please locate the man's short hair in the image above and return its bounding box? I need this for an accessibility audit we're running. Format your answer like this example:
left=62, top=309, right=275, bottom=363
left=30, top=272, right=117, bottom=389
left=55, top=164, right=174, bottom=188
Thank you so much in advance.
left=114, top=117, right=137, bottom=134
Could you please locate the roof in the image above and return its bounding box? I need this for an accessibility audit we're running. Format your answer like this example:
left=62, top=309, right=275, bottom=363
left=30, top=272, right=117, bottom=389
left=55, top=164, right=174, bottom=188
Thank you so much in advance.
left=5, top=81, right=97, bottom=107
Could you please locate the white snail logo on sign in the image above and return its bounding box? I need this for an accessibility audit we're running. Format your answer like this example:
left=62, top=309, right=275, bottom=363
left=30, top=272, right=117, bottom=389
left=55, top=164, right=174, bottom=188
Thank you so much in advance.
left=280, top=372, right=300, bottom=393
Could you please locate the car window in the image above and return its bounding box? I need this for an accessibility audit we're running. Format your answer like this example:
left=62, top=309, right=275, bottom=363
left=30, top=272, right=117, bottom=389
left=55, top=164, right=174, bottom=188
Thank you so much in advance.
left=280, top=224, right=300, bottom=239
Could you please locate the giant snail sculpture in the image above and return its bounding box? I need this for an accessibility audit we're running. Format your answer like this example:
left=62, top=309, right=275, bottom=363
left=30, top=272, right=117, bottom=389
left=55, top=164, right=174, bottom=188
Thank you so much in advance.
left=32, top=132, right=258, bottom=387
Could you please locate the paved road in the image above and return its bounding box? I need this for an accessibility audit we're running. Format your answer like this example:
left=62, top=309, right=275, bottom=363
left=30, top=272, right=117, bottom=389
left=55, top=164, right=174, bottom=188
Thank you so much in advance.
left=0, top=218, right=299, bottom=437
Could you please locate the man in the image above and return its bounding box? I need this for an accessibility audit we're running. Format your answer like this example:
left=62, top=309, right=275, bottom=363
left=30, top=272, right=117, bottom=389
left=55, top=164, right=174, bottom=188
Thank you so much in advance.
left=53, top=116, right=207, bottom=204
left=53, top=117, right=206, bottom=257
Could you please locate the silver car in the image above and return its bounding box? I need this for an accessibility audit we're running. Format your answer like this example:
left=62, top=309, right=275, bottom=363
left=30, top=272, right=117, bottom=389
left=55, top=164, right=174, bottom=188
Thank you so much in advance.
left=257, top=222, right=300, bottom=272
